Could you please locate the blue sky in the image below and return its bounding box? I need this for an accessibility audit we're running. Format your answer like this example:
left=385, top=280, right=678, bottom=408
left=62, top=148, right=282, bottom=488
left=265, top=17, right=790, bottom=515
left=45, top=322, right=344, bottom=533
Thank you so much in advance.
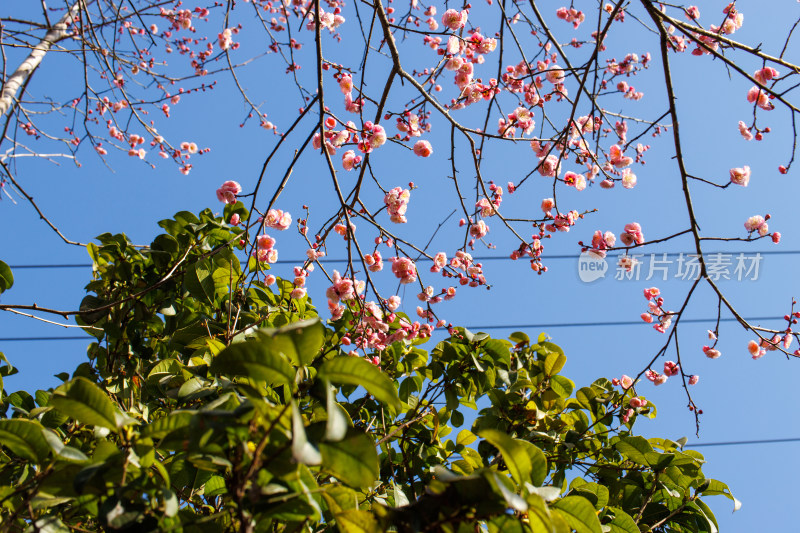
left=2, top=0, right=799, bottom=529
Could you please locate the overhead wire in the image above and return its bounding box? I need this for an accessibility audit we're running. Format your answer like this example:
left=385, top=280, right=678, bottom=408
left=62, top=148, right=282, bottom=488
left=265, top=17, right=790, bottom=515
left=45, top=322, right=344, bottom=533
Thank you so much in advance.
left=7, top=248, right=800, bottom=270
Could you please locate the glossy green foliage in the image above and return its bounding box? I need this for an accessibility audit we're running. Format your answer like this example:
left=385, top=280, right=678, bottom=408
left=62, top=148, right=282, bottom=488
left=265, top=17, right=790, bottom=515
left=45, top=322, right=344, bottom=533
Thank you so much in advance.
left=0, top=208, right=736, bottom=532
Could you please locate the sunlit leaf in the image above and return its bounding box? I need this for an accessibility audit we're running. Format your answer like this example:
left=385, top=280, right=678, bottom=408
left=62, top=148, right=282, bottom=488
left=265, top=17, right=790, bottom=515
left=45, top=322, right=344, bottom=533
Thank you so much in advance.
left=50, top=377, right=135, bottom=431
left=320, top=430, right=378, bottom=488
left=318, top=356, right=400, bottom=410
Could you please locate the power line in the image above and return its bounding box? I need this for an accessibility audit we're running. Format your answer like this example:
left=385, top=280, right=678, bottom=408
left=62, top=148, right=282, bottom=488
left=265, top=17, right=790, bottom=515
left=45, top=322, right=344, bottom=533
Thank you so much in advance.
left=7, top=249, right=800, bottom=270
left=0, top=315, right=783, bottom=343
left=685, top=437, right=800, bottom=448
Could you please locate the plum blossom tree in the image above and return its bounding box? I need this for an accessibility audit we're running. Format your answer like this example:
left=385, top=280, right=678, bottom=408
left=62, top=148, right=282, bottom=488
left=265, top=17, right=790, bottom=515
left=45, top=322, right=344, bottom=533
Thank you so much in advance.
left=0, top=0, right=799, bottom=528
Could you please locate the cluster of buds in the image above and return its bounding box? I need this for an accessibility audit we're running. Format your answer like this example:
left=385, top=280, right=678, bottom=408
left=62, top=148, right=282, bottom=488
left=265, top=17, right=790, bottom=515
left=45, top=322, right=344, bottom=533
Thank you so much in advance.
left=641, top=287, right=673, bottom=333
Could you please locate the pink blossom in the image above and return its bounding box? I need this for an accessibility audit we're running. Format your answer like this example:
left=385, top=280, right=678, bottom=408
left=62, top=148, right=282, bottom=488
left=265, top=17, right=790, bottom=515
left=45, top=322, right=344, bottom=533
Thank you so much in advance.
left=747, top=86, right=774, bottom=110
left=754, top=66, right=779, bottom=85
left=645, top=369, right=668, bottom=385
left=413, top=140, right=433, bottom=157
left=541, top=198, right=555, bottom=214
left=703, top=346, right=721, bottom=359
left=229, top=213, right=240, bottom=226
left=643, top=287, right=660, bottom=300
left=291, top=288, right=306, bottom=299
left=391, top=257, right=417, bottom=284
left=256, top=234, right=276, bottom=251
left=431, top=252, right=447, bottom=272
left=688, top=375, right=699, bottom=385
left=326, top=270, right=355, bottom=302
left=641, top=312, right=653, bottom=323
left=265, top=275, right=276, bottom=286
left=339, top=73, right=353, bottom=95
left=386, top=295, right=401, bottom=311
left=609, top=144, right=633, bottom=168
left=544, top=64, right=565, bottom=84
left=773, top=232, right=782, bottom=244
left=685, top=6, right=700, bottom=20
left=620, top=222, right=644, bottom=246
left=470, top=220, right=489, bottom=239
left=621, top=169, right=637, bottom=189
left=441, top=9, right=468, bottom=30
left=629, top=397, right=646, bottom=408
left=556, top=7, right=585, bottom=29
left=384, top=187, right=411, bottom=223
left=364, top=251, right=384, bottom=272
left=368, top=124, right=387, bottom=149
left=618, top=256, right=637, bottom=272
left=748, top=339, right=765, bottom=359
left=738, top=121, right=753, bottom=141
left=744, top=215, right=767, bottom=233
left=342, top=150, right=360, bottom=170
left=620, top=375, right=633, bottom=389
left=538, top=154, right=561, bottom=177
left=265, top=209, right=292, bottom=231
left=729, top=166, right=751, bottom=186
left=216, top=180, right=242, bottom=204
left=663, top=361, right=679, bottom=376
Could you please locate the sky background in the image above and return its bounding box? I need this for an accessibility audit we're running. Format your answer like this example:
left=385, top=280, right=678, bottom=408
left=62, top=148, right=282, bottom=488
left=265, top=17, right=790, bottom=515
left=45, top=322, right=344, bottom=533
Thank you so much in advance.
left=2, top=0, right=799, bottom=529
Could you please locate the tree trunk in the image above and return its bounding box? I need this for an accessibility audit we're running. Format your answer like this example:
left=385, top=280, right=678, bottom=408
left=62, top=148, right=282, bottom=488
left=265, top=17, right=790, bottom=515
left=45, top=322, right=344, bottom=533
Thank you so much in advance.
left=0, top=1, right=82, bottom=117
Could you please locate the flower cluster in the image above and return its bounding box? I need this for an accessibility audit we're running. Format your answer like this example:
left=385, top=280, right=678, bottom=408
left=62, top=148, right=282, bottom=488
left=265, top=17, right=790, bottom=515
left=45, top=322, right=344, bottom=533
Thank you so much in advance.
left=255, top=234, right=278, bottom=264
left=641, top=287, right=673, bottom=333
left=556, top=7, right=585, bottom=29
left=384, top=187, right=411, bottom=223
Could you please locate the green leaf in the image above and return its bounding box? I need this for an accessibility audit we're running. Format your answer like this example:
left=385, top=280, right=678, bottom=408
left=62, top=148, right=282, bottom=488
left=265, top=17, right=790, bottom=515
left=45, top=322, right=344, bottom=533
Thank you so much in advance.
left=210, top=334, right=295, bottom=385
left=334, top=509, right=381, bottom=533
left=259, top=318, right=325, bottom=366
left=0, top=419, right=50, bottom=463
left=41, top=429, right=88, bottom=463
left=479, top=429, right=546, bottom=486
left=324, top=381, right=348, bottom=442
left=615, top=436, right=672, bottom=468
left=698, top=479, right=740, bottom=511
left=142, top=411, right=194, bottom=439
left=318, top=357, right=400, bottom=410
left=291, top=400, right=321, bottom=465
left=50, top=377, right=133, bottom=431
left=0, top=260, right=13, bottom=293
left=320, top=430, right=379, bottom=488
left=184, top=260, right=215, bottom=304
left=544, top=350, right=567, bottom=376
left=606, top=507, right=639, bottom=533
left=552, top=496, right=602, bottom=533
left=550, top=375, right=574, bottom=397
left=26, top=516, right=70, bottom=533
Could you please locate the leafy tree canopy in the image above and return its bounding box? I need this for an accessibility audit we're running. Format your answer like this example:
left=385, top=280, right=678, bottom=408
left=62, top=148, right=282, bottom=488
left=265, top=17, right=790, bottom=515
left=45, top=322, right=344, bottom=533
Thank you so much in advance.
left=0, top=207, right=736, bottom=532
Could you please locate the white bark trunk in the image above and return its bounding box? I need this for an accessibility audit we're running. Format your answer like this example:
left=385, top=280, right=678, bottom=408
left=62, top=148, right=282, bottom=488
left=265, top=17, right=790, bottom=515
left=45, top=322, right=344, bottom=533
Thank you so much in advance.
left=0, top=1, right=81, bottom=118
